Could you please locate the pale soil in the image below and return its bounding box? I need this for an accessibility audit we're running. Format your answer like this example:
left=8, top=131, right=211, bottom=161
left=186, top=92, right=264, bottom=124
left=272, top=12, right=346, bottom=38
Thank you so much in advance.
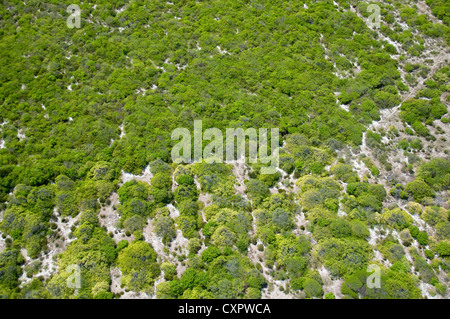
left=0, top=233, right=5, bottom=253
left=318, top=266, right=344, bottom=299
left=167, top=204, right=180, bottom=219
left=416, top=0, right=441, bottom=24
left=143, top=219, right=188, bottom=277
left=227, top=158, right=249, bottom=197
left=120, top=164, right=152, bottom=185
left=110, top=267, right=125, bottom=295
left=261, top=280, right=299, bottom=299
left=346, top=11, right=450, bottom=190
left=248, top=243, right=301, bottom=299
left=98, top=193, right=133, bottom=243
left=198, top=193, right=212, bottom=209
left=150, top=271, right=166, bottom=299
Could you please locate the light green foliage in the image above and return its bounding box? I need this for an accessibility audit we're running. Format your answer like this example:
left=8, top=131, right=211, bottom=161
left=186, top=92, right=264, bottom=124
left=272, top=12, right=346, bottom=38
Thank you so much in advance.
left=342, top=182, right=386, bottom=220
left=296, top=176, right=342, bottom=212
left=211, top=226, right=236, bottom=249
left=116, top=240, right=129, bottom=253
left=117, top=241, right=160, bottom=292
left=262, top=235, right=311, bottom=285
left=47, top=226, right=117, bottom=299
left=380, top=208, right=414, bottom=230
left=435, top=222, right=450, bottom=241
left=435, top=241, right=450, bottom=257
left=405, top=179, right=435, bottom=202
left=422, top=206, right=447, bottom=226
left=0, top=0, right=448, bottom=300
left=325, top=292, right=335, bottom=299
left=417, top=158, right=450, bottom=191
left=210, top=208, right=251, bottom=236
left=192, top=163, right=235, bottom=198
left=341, top=267, right=422, bottom=299
left=331, top=163, right=359, bottom=183
left=318, top=238, right=373, bottom=276
left=187, top=238, right=202, bottom=255
left=201, top=246, right=221, bottom=264
left=161, top=262, right=178, bottom=281
left=285, top=134, right=334, bottom=175
left=350, top=220, right=370, bottom=239
left=159, top=252, right=265, bottom=299
left=399, top=99, right=447, bottom=137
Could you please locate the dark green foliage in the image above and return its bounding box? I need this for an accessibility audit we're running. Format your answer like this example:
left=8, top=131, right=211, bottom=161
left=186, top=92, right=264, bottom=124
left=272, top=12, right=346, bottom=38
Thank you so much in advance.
left=177, top=215, right=198, bottom=239
left=118, top=180, right=150, bottom=203
left=150, top=173, right=173, bottom=206
left=0, top=249, right=23, bottom=297
left=330, top=219, right=352, bottom=238
left=435, top=241, right=450, bottom=256
left=417, top=231, right=429, bottom=246
left=414, top=255, right=437, bottom=284
left=174, top=184, right=198, bottom=203
left=399, top=99, right=447, bottom=136
left=176, top=174, right=195, bottom=186
left=303, top=278, right=323, bottom=299
left=123, top=215, right=145, bottom=234
left=331, top=164, right=359, bottom=183
left=201, top=246, right=221, bottom=263
left=154, top=215, right=176, bottom=244
left=245, top=179, right=270, bottom=206
left=161, top=263, right=177, bottom=281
